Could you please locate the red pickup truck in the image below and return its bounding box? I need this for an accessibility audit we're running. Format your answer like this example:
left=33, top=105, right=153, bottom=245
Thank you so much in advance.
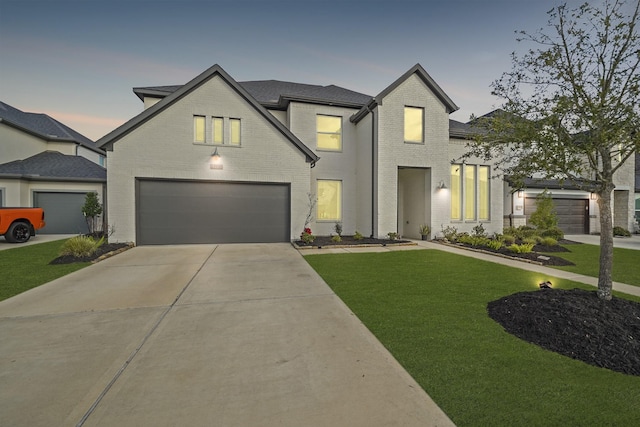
left=0, top=208, right=46, bottom=243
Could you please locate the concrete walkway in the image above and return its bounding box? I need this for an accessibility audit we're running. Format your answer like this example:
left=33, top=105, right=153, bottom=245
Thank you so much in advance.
left=0, top=244, right=454, bottom=427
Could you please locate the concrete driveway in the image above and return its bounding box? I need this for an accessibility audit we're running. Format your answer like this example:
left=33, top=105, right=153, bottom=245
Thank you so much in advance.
left=0, top=243, right=452, bottom=427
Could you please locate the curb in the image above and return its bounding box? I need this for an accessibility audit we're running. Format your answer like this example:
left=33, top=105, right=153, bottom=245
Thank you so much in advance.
left=91, top=243, right=135, bottom=264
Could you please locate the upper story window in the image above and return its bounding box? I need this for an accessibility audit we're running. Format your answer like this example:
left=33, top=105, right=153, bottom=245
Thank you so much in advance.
left=212, top=117, right=223, bottom=144
left=404, top=107, right=424, bottom=143
left=316, top=115, right=342, bottom=151
left=230, top=118, right=241, bottom=146
left=194, top=116, right=206, bottom=143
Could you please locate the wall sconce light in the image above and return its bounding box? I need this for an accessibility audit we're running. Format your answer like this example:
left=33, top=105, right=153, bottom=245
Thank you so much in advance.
left=210, top=147, right=223, bottom=170
left=517, top=190, right=524, bottom=199
left=437, top=180, right=446, bottom=190
left=590, top=192, right=597, bottom=200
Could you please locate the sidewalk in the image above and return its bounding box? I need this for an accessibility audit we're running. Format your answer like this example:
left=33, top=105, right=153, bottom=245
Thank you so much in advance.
left=0, top=234, right=74, bottom=251
left=298, top=240, right=640, bottom=298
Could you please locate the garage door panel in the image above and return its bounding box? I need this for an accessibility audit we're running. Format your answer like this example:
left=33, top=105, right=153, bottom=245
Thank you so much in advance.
left=34, top=192, right=89, bottom=234
left=137, top=180, right=290, bottom=245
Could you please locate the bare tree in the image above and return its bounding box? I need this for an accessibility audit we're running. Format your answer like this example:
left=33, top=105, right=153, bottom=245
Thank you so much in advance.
left=466, top=0, right=639, bottom=300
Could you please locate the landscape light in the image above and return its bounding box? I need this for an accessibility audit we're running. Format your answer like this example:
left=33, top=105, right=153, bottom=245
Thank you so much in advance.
left=539, top=280, right=553, bottom=289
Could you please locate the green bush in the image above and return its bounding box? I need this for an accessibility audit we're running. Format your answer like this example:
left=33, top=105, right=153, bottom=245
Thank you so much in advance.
left=59, top=236, right=104, bottom=258
left=502, top=234, right=516, bottom=244
left=387, top=232, right=399, bottom=240
left=484, top=239, right=503, bottom=250
left=529, top=190, right=558, bottom=229
left=334, top=222, right=343, bottom=237
left=503, top=226, right=518, bottom=237
left=540, top=227, right=564, bottom=240
left=354, top=231, right=364, bottom=240
left=540, top=237, right=558, bottom=246
left=613, top=226, right=631, bottom=237
left=331, top=235, right=342, bottom=243
left=522, top=237, right=538, bottom=245
left=472, top=223, right=487, bottom=237
left=507, top=243, right=535, bottom=254
left=516, top=225, right=537, bottom=239
left=441, top=225, right=458, bottom=242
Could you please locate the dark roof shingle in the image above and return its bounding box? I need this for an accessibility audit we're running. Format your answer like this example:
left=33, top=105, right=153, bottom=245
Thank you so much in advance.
left=0, top=151, right=106, bottom=181
left=0, top=101, right=104, bottom=155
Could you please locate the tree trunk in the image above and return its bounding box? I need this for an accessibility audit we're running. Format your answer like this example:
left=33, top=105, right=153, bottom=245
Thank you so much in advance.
left=596, top=188, right=615, bottom=300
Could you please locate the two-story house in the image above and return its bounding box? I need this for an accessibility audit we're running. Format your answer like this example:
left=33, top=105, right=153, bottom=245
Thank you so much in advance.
left=96, top=64, right=501, bottom=245
left=0, top=101, right=107, bottom=234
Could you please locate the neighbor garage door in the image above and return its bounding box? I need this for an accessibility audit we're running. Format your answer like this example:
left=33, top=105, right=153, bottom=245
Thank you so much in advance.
left=33, top=192, right=89, bottom=234
left=525, top=197, right=588, bottom=234
left=136, top=179, right=290, bottom=245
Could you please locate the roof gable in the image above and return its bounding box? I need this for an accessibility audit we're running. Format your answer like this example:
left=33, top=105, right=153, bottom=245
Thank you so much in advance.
left=0, top=101, right=104, bottom=155
left=351, top=64, right=459, bottom=123
left=99, top=65, right=319, bottom=164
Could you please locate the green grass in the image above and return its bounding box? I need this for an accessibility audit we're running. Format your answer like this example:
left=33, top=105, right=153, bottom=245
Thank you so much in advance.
left=544, top=244, right=640, bottom=286
left=0, top=239, right=89, bottom=301
left=305, top=250, right=640, bottom=426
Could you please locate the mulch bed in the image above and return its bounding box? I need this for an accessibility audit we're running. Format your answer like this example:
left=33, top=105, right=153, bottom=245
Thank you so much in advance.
left=295, top=235, right=412, bottom=247
left=49, top=243, right=132, bottom=265
left=444, top=239, right=578, bottom=266
left=488, top=288, right=640, bottom=376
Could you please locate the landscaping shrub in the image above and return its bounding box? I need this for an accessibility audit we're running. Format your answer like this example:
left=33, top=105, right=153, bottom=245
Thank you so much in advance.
left=507, top=243, right=535, bottom=254
left=59, top=235, right=104, bottom=258
left=300, top=227, right=315, bottom=243
left=502, top=234, right=516, bottom=244
left=522, top=237, right=538, bottom=245
left=353, top=231, right=364, bottom=240
left=331, top=235, right=342, bottom=243
left=485, top=239, right=503, bottom=250
left=540, top=226, right=565, bottom=240
left=516, top=225, right=537, bottom=239
left=541, top=237, right=558, bottom=246
left=334, top=222, right=343, bottom=237
left=472, top=222, right=487, bottom=237
left=613, top=226, right=631, bottom=237
left=441, top=225, right=458, bottom=241
left=529, top=190, right=559, bottom=229
left=387, top=232, right=399, bottom=240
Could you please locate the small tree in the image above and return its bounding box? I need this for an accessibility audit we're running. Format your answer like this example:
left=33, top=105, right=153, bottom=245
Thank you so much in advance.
left=529, top=191, right=558, bottom=230
left=465, top=0, right=640, bottom=300
left=81, top=192, right=103, bottom=235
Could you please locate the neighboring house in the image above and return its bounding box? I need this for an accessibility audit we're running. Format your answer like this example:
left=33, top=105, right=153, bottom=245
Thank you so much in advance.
left=0, top=101, right=106, bottom=234
left=635, top=152, right=640, bottom=231
left=97, top=63, right=502, bottom=245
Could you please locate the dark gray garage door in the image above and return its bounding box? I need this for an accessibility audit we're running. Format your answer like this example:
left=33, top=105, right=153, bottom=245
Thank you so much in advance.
left=136, top=179, right=290, bottom=245
left=525, top=197, right=588, bottom=234
left=33, top=192, right=89, bottom=234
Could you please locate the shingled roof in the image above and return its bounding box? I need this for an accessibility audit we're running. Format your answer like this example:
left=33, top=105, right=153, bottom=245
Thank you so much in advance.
left=0, top=101, right=104, bottom=155
left=134, top=80, right=373, bottom=109
left=0, top=151, right=106, bottom=182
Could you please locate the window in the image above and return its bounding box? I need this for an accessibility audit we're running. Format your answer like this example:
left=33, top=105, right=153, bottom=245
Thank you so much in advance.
left=450, top=164, right=490, bottom=221
left=404, top=107, right=424, bottom=143
left=212, top=117, right=223, bottom=144
left=464, top=165, right=476, bottom=220
left=316, top=115, right=342, bottom=151
left=479, top=166, right=490, bottom=220
left=451, top=165, right=462, bottom=220
left=230, top=118, right=241, bottom=146
left=317, top=180, right=342, bottom=221
left=194, top=116, right=205, bottom=143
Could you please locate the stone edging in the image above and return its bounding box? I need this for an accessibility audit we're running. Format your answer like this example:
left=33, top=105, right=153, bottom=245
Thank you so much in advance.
left=91, top=243, right=135, bottom=264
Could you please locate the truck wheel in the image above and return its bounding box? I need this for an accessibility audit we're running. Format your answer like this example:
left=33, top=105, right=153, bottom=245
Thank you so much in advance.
left=5, top=221, right=31, bottom=243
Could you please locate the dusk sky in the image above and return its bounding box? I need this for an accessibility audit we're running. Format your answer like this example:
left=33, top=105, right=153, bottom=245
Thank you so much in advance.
left=1, top=0, right=590, bottom=141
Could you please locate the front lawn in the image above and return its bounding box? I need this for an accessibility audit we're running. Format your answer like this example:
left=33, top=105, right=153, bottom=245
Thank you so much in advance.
left=305, top=250, right=640, bottom=426
left=0, top=239, right=89, bottom=301
left=544, top=243, right=640, bottom=286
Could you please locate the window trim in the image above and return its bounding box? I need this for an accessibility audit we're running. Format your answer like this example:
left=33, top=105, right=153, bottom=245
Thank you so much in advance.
left=404, top=106, right=424, bottom=144
left=316, top=179, right=342, bottom=222
left=316, top=114, right=343, bottom=152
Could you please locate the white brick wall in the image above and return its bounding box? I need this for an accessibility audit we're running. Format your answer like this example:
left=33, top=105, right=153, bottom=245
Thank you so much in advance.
left=106, top=75, right=311, bottom=244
